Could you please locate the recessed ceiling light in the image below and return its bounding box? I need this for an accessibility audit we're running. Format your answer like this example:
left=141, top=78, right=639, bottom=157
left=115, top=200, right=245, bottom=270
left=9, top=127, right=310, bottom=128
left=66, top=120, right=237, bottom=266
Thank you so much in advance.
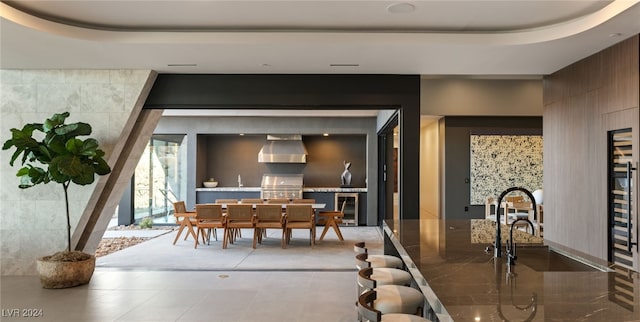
left=330, top=64, right=360, bottom=67
left=239, top=133, right=245, bottom=136
left=608, top=33, right=622, bottom=37
left=261, top=63, right=271, bottom=67
left=387, top=2, right=415, bottom=13
left=323, top=133, right=329, bottom=137
left=167, top=63, right=197, bottom=67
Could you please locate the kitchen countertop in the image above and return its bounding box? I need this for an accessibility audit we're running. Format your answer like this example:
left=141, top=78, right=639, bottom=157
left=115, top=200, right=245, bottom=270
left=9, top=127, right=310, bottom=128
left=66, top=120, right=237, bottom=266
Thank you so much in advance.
left=303, top=187, right=367, bottom=192
left=196, top=187, right=367, bottom=192
left=384, top=218, right=640, bottom=322
left=196, top=187, right=261, bottom=192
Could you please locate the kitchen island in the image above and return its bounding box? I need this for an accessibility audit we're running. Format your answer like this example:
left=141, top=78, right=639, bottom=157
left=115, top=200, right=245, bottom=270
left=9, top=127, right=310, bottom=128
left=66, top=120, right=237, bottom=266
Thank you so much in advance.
left=384, top=219, right=640, bottom=322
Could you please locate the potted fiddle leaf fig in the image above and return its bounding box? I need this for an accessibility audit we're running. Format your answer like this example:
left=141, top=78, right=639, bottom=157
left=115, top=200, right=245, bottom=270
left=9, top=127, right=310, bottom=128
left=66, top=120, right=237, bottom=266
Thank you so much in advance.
left=2, top=112, right=111, bottom=288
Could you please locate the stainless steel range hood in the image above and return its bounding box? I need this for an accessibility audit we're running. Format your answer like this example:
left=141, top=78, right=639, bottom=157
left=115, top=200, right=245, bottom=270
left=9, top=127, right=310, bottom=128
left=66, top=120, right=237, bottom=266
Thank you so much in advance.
left=258, top=135, right=308, bottom=163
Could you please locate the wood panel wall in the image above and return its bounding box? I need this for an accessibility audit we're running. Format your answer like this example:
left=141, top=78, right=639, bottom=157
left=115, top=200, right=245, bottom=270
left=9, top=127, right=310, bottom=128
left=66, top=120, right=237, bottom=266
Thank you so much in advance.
left=543, top=35, right=639, bottom=260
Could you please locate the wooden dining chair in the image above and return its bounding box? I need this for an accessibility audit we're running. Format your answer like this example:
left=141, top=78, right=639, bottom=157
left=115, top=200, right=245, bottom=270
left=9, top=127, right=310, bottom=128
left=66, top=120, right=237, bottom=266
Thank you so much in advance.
left=172, top=201, right=197, bottom=245
left=194, top=204, right=225, bottom=249
left=266, top=198, right=290, bottom=204
left=505, top=195, right=525, bottom=203
left=240, top=198, right=264, bottom=204
left=215, top=199, right=239, bottom=205
left=318, top=200, right=345, bottom=241
left=223, top=204, right=255, bottom=248
left=291, top=198, right=315, bottom=204
left=233, top=200, right=258, bottom=239
left=253, top=204, right=286, bottom=248
left=284, top=204, right=315, bottom=248
left=485, top=196, right=498, bottom=221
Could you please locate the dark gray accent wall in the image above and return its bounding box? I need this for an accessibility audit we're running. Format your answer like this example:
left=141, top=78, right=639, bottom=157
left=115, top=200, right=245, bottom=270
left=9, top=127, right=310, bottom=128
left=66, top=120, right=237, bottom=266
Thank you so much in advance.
left=201, top=135, right=266, bottom=187
left=443, top=116, right=542, bottom=220
left=303, top=135, right=366, bottom=187
left=198, top=134, right=366, bottom=188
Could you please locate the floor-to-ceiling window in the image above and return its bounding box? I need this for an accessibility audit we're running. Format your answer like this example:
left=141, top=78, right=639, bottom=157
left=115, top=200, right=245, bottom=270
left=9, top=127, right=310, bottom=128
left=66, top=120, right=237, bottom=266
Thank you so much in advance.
left=133, top=134, right=188, bottom=224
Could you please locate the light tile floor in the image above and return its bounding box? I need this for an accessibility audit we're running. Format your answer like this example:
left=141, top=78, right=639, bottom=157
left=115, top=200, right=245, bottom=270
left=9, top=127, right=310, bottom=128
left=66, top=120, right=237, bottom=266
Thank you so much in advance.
left=1, top=226, right=383, bottom=322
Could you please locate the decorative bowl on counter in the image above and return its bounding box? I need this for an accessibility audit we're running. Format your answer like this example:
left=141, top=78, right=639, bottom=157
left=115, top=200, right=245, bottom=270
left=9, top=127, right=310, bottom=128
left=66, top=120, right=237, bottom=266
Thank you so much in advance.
left=203, top=179, right=218, bottom=188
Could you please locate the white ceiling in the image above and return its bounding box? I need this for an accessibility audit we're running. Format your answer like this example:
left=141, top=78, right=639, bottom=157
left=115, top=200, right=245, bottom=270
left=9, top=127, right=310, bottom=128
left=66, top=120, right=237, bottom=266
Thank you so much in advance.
left=1, top=0, right=639, bottom=76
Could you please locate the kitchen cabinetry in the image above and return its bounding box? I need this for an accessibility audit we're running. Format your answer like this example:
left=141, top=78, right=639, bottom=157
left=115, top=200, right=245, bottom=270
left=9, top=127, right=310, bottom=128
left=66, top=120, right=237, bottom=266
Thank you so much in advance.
left=195, top=187, right=260, bottom=203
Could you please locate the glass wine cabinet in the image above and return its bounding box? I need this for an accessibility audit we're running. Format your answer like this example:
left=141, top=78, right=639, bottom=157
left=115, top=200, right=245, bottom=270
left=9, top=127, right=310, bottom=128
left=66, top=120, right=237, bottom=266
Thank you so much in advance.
left=609, top=128, right=637, bottom=270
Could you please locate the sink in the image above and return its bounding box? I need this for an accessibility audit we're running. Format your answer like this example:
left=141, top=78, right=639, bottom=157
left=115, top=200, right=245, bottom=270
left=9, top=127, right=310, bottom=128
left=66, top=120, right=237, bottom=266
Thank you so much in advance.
left=514, top=246, right=598, bottom=272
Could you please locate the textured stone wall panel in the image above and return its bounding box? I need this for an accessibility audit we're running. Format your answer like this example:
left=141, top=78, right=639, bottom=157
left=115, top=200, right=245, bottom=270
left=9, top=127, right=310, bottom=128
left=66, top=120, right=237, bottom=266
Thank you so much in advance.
left=0, top=69, right=153, bottom=275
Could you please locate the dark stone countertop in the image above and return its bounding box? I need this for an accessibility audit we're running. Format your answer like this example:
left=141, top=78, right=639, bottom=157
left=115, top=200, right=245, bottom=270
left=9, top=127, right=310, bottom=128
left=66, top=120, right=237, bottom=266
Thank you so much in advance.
left=384, top=219, right=640, bottom=322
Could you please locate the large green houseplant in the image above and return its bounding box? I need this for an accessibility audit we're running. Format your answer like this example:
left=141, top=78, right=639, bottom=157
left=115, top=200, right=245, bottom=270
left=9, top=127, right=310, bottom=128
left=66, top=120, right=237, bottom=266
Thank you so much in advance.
left=2, top=112, right=111, bottom=288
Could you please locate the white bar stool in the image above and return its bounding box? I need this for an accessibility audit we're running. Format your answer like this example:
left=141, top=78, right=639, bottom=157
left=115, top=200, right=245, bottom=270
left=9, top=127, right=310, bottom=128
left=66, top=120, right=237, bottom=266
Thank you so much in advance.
left=357, top=267, right=424, bottom=320
left=358, top=289, right=431, bottom=322
left=356, top=252, right=404, bottom=270
left=354, top=242, right=403, bottom=269
left=357, top=267, right=413, bottom=295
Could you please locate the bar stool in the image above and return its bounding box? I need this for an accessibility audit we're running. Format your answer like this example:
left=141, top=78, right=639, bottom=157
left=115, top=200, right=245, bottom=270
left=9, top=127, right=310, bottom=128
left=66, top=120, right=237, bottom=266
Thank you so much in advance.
left=358, top=289, right=431, bottom=322
left=357, top=267, right=413, bottom=295
left=358, top=267, right=423, bottom=315
left=354, top=242, right=403, bottom=270
left=356, top=253, right=404, bottom=270
left=356, top=258, right=423, bottom=321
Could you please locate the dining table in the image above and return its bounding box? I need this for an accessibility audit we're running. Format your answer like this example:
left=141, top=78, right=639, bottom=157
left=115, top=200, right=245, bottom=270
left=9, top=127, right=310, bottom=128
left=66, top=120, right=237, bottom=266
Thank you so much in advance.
left=210, top=203, right=339, bottom=241
left=215, top=203, right=326, bottom=210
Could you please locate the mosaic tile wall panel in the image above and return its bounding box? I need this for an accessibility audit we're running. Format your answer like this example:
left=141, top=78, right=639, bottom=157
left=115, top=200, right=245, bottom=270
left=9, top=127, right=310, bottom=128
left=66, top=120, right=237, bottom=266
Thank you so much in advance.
left=470, top=135, right=543, bottom=205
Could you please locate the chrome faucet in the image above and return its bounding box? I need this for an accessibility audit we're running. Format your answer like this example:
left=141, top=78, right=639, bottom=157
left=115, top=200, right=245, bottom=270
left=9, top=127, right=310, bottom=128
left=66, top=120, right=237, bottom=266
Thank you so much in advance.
left=507, top=218, right=535, bottom=266
left=493, top=187, right=538, bottom=258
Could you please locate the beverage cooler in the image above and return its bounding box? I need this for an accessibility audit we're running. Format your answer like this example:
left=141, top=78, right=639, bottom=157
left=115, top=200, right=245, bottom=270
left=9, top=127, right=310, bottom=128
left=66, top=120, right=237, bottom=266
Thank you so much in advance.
left=335, top=193, right=358, bottom=225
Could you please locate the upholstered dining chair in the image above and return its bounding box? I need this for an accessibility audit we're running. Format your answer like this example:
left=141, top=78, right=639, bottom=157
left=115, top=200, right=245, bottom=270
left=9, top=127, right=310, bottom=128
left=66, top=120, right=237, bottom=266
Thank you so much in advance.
left=172, top=201, right=197, bottom=245
left=284, top=204, right=315, bottom=248
left=223, top=204, right=255, bottom=248
left=194, top=204, right=225, bottom=249
left=253, top=204, right=286, bottom=248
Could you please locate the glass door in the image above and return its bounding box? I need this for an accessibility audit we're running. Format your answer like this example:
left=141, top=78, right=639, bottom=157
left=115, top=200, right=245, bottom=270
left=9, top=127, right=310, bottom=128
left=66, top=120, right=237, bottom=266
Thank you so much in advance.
left=378, top=112, right=399, bottom=226
left=133, top=134, right=188, bottom=224
left=335, top=193, right=358, bottom=225
left=608, top=128, right=637, bottom=271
